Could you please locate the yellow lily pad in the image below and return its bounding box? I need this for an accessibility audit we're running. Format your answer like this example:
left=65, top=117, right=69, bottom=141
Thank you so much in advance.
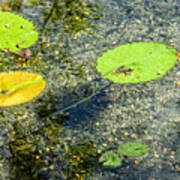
left=0, top=71, right=46, bottom=107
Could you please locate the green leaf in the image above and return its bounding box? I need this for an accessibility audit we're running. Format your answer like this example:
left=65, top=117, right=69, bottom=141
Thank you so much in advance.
left=99, top=151, right=122, bottom=167
left=96, top=42, right=178, bottom=84
left=0, top=11, right=38, bottom=52
left=118, top=142, right=150, bottom=157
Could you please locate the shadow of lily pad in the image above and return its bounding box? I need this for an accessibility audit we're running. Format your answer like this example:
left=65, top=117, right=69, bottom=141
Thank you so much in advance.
left=0, top=71, right=46, bottom=107
left=97, top=42, right=178, bottom=84
left=0, top=11, right=38, bottom=52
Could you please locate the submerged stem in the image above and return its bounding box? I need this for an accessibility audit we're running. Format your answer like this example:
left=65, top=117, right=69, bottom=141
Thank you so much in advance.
left=44, top=81, right=126, bottom=120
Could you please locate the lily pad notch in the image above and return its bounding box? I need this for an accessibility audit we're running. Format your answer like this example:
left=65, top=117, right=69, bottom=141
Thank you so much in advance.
left=96, top=42, right=178, bottom=84
left=0, top=71, right=46, bottom=107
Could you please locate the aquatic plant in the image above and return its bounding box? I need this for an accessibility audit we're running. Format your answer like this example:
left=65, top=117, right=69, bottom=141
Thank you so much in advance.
left=65, top=141, right=99, bottom=179
left=8, top=120, right=45, bottom=180
left=99, top=142, right=150, bottom=167
left=117, top=142, right=150, bottom=157
left=0, top=105, right=66, bottom=179
left=0, top=11, right=38, bottom=53
left=97, top=42, right=178, bottom=84
left=40, top=0, right=103, bottom=34
left=0, top=71, right=46, bottom=107
left=98, top=151, right=121, bottom=167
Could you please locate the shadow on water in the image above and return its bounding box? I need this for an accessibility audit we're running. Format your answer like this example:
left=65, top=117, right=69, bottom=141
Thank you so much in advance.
left=45, top=80, right=114, bottom=128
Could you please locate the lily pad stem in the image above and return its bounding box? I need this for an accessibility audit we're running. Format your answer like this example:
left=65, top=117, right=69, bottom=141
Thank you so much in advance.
left=44, top=82, right=126, bottom=120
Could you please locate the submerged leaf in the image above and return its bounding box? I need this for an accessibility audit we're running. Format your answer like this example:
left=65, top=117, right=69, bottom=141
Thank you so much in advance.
left=0, top=11, right=38, bottom=52
left=0, top=71, right=46, bottom=107
left=99, top=151, right=122, bottom=167
left=97, top=42, right=178, bottom=84
left=118, top=142, right=150, bottom=157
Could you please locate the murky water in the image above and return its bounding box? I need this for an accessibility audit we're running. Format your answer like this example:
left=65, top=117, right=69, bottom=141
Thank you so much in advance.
left=0, top=0, right=180, bottom=179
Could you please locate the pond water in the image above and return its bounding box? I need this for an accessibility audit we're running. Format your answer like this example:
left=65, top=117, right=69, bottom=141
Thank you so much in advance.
left=0, top=0, right=180, bottom=179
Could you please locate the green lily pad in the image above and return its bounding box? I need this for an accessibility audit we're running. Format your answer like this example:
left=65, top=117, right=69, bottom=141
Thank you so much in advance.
left=96, top=42, right=178, bottom=84
left=0, top=11, right=38, bottom=52
left=99, top=151, right=122, bottom=167
left=118, top=142, right=150, bottom=157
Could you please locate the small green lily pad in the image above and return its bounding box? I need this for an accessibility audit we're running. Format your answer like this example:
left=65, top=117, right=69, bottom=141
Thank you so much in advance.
left=96, top=42, right=178, bottom=84
left=118, top=142, right=150, bottom=157
left=0, top=11, right=38, bottom=52
left=99, top=151, right=122, bottom=167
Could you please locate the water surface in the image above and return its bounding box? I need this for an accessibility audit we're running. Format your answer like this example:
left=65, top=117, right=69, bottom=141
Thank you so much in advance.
left=0, top=0, right=180, bottom=179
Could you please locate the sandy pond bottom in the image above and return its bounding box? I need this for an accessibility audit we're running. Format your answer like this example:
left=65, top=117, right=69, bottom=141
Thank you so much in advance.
left=0, top=0, right=180, bottom=179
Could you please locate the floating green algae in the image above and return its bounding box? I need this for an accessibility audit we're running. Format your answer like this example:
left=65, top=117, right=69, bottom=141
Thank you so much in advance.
left=96, top=42, right=178, bottom=84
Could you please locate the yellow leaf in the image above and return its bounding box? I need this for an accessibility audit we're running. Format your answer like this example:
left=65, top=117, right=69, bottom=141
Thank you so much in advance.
left=0, top=71, right=46, bottom=107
